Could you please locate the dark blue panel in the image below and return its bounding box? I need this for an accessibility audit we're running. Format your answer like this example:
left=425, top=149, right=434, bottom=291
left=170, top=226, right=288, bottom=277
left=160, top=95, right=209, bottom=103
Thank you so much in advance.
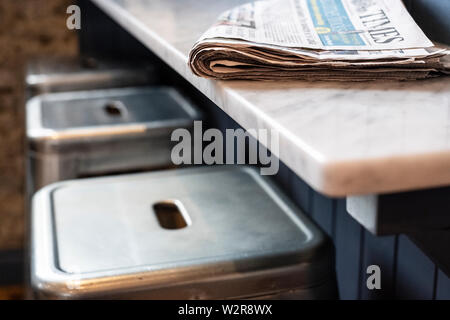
left=291, top=174, right=312, bottom=214
left=79, top=0, right=115, bottom=57
left=208, top=102, right=231, bottom=134
left=79, top=0, right=162, bottom=59
left=408, top=0, right=450, bottom=45
left=203, top=102, right=243, bottom=165
left=223, top=115, right=244, bottom=164
left=360, top=233, right=397, bottom=300
left=403, top=0, right=413, bottom=10
left=436, top=270, right=450, bottom=300
left=274, top=162, right=292, bottom=197
left=0, top=250, right=24, bottom=285
left=311, top=192, right=335, bottom=237
left=334, top=200, right=363, bottom=300
left=395, top=235, right=436, bottom=300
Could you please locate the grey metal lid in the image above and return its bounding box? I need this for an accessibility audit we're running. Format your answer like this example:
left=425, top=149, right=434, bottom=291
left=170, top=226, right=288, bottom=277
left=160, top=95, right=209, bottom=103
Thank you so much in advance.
left=27, top=87, right=202, bottom=151
left=26, top=56, right=155, bottom=94
left=31, top=166, right=332, bottom=298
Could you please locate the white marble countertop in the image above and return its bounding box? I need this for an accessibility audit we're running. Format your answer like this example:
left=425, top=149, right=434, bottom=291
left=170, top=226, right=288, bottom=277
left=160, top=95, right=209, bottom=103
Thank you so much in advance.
left=91, top=0, right=450, bottom=196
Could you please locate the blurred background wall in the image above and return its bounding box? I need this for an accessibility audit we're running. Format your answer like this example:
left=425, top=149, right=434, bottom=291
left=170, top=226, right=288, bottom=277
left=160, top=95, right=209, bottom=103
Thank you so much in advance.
left=0, top=0, right=78, bottom=250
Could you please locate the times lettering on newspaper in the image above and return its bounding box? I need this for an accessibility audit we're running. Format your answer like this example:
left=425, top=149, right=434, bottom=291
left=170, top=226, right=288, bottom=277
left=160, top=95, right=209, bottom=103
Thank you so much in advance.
left=188, top=0, right=450, bottom=81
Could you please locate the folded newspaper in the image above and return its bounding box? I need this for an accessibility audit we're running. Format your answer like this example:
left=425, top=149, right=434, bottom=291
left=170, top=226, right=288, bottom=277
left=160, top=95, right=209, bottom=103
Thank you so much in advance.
left=189, top=0, right=450, bottom=81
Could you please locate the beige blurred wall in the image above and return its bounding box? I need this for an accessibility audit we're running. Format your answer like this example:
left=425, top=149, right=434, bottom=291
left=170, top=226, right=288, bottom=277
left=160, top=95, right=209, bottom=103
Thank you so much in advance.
left=0, top=0, right=78, bottom=250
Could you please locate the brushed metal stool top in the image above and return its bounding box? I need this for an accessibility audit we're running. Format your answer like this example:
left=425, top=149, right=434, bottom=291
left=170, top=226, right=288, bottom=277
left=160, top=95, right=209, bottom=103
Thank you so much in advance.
left=26, top=87, right=202, bottom=149
left=31, top=166, right=332, bottom=298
